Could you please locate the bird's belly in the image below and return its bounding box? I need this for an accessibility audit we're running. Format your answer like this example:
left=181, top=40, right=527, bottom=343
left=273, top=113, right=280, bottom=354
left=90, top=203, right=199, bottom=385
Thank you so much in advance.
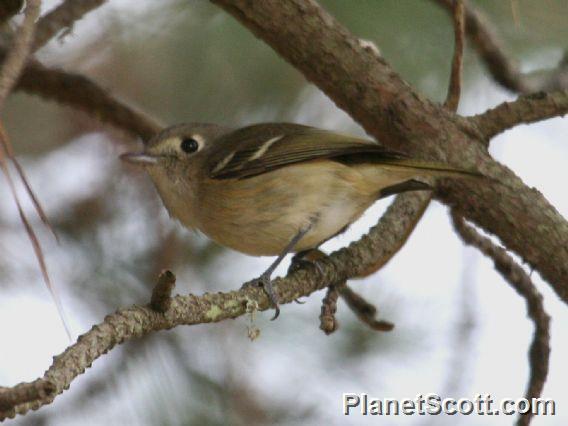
left=294, top=199, right=364, bottom=251
left=198, top=162, right=375, bottom=257
left=202, top=200, right=365, bottom=256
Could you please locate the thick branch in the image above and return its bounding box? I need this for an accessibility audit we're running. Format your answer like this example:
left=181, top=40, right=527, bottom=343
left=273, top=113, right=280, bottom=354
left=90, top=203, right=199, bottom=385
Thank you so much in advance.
left=213, top=0, right=457, bottom=151
left=0, top=192, right=430, bottom=420
left=472, top=90, right=568, bottom=140
left=433, top=0, right=568, bottom=93
left=210, top=0, right=568, bottom=303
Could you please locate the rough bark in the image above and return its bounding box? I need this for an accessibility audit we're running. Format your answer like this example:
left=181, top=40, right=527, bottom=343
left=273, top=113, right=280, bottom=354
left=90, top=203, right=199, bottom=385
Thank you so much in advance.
left=211, top=0, right=568, bottom=301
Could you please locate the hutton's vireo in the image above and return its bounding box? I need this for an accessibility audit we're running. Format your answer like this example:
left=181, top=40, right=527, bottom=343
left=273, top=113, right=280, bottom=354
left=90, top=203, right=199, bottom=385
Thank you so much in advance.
left=121, top=122, right=480, bottom=318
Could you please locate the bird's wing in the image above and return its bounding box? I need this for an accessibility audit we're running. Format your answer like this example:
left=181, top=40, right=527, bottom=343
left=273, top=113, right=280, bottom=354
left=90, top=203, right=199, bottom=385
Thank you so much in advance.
left=206, top=123, right=405, bottom=179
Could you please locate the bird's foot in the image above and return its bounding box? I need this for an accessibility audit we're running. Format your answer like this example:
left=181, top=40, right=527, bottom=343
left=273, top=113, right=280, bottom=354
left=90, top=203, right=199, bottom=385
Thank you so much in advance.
left=242, top=272, right=280, bottom=320
left=288, top=249, right=326, bottom=304
left=288, top=249, right=325, bottom=275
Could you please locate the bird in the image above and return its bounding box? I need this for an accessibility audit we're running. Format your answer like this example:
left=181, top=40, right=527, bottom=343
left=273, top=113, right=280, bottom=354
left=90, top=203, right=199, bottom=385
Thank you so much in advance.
left=121, top=122, right=481, bottom=318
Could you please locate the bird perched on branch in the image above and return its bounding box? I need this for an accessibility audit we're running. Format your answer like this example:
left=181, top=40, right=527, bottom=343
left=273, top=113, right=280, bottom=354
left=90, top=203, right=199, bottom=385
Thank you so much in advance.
left=121, top=122, right=481, bottom=318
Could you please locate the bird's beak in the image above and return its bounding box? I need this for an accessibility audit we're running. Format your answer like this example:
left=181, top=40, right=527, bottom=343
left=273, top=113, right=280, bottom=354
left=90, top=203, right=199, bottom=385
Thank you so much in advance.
left=119, top=152, right=159, bottom=166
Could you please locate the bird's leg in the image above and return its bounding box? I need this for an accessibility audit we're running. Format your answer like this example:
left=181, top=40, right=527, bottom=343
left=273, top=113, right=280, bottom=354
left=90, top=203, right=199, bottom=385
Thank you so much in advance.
left=243, top=222, right=314, bottom=320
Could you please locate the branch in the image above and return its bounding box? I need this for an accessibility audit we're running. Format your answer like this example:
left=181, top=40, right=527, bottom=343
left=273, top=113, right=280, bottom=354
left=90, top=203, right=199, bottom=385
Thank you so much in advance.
left=297, top=192, right=426, bottom=335
left=472, top=90, right=568, bottom=140
left=0, top=192, right=431, bottom=420
left=432, top=0, right=568, bottom=93
left=0, top=0, right=23, bottom=24
left=319, top=285, right=339, bottom=334
left=0, top=380, right=55, bottom=412
left=356, top=194, right=430, bottom=278
left=11, top=55, right=162, bottom=141
left=451, top=213, right=550, bottom=426
left=338, top=285, right=394, bottom=332
left=212, top=0, right=447, bottom=151
left=33, top=0, right=107, bottom=52
left=0, top=0, right=157, bottom=141
left=210, top=0, right=568, bottom=306
left=0, top=0, right=40, bottom=110
left=150, top=270, right=176, bottom=313
left=444, top=0, right=465, bottom=111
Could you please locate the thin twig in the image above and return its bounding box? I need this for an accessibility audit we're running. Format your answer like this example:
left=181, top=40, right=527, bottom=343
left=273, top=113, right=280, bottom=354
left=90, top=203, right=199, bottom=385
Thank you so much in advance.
left=0, top=192, right=431, bottom=420
left=212, top=0, right=568, bottom=318
left=297, top=210, right=421, bottom=335
left=0, top=0, right=41, bottom=110
left=338, top=285, right=394, bottom=332
left=444, top=0, right=465, bottom=111
left=0, top=0, right=562, bottom=422
left=150, top=270, right=176, bottom=313
left=319, top=285, right=339, bottom=334
left=1, top=0, right=106, bottom=246
left=33, top=0, right=107, bottom=52
left=451, top=212, right=550, bottom=426
left=432, top=0, right=568, bottom=93
left=0, top=0, right=74, bottom=340
left=356, top=194, right=431, bottom=279
left=2, top=0, right=154, bottom=141
left=472, top=90, right=568, bottom=140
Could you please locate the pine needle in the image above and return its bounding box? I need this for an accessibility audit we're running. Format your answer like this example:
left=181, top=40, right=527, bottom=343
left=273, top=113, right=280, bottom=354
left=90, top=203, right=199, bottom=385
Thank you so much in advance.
left=0, top=125, right=59, bottom=242
left=0, top=125, right=71, bottom=339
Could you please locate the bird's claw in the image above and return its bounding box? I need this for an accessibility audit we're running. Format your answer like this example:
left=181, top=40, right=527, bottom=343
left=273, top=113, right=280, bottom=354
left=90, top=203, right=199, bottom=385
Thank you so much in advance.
left=288, top=254, right=324, bottom=275
left=242, top=273, right=280, bottom=320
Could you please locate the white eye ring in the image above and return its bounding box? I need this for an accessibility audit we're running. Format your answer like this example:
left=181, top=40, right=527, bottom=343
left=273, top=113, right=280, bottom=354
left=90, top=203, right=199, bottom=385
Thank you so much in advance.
left=179, top=134, right=205, bottom=154
left=191, top=134, right=205, bottom=147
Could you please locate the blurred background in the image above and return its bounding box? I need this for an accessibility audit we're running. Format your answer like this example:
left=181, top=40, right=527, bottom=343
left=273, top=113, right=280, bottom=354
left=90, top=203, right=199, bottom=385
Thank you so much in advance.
left=1, top=0, right=567, bottom=425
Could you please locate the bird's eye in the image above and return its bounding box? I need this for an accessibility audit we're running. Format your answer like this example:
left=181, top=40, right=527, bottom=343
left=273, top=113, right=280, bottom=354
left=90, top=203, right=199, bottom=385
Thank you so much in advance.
left=180, top=138, right=199, bottom=154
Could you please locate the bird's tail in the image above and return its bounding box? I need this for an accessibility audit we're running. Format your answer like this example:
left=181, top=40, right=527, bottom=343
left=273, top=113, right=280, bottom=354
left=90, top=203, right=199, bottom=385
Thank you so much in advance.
left=377, top=159, right=484, bottom=179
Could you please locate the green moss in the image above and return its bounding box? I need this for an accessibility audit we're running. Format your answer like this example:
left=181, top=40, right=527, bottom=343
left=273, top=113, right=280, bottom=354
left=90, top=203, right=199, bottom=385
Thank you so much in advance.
left=205, top=305, right=223, bottom=321
left=223, top=299, right=240, bottom=310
